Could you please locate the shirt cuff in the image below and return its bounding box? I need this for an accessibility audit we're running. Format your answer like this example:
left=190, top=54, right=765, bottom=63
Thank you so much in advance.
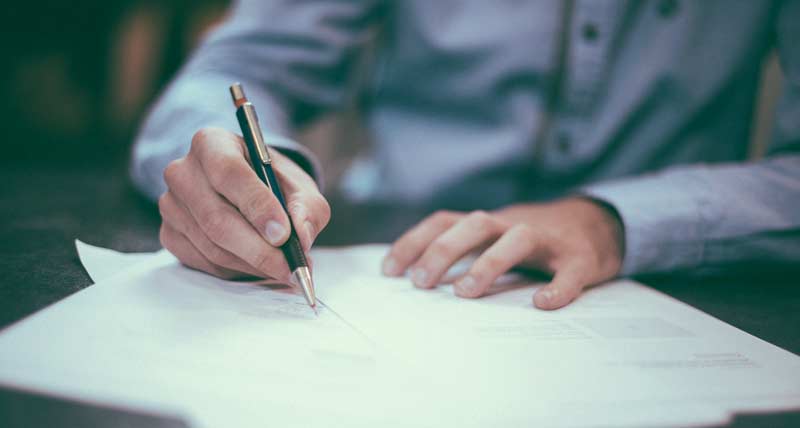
left=580, top=170, right=715, bottom=276
left=265, top=134, right=325, bottom=191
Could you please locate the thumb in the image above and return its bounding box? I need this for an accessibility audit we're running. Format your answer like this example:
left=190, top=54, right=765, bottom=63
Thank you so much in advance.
left=271, top=150, right=331, bottom=253
left=286, top=192, right=331, bottom=253
left=533, top=264, right=588, bottom=310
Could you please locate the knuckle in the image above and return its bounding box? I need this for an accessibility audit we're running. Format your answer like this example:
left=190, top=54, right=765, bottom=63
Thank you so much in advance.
left=314, top=196, right=332, bottom=225
left=430, top=210, right=455, bottom=225
left=190, top=128, right=216, bottom=151
left=478, top=254, right=506, bottom=273
left=466, top=210, right=493, bottom=229
left=403, top=234, right=431, bottom=256
left=199, top=210, right=232, bottom=243
left=163, top=159, right=184, bottom=188
left=157, top=194, right=169, bottom=218
left=511, top=223, right=536, bottom=242
left=428, top=239, right=456, bottom=261
left=253, top=249, right=284, bottom=277
left=205, top=245, right=233, bottom=267
left=253, top=250, right=272, bottom=272
left=209, top=156, right=242, bottom=189
left=243, top=192, right=277, bottom=223
left=287, top=199, right=304, bottom=218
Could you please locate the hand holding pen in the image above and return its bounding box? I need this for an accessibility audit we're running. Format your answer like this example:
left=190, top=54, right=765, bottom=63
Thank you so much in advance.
left=157, top=88, right=330, bottom=309
left=230, top=83, right=317, bottom=311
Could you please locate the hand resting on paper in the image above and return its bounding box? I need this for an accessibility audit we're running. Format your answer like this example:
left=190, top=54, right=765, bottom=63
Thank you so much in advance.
left=381, top=198, right=625, bottom=310
left=158, top=127, right=330, bottom=282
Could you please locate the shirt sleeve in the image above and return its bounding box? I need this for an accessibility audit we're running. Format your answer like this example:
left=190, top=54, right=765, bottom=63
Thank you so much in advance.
left=581, top=0, right=800, bottom=276
left=129, top=0, right=382, bottom=201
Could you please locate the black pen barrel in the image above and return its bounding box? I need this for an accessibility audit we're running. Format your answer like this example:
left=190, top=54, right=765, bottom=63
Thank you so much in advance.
left=236, top=107, right=308, bottom=272
left=264, top=163, right=308, bottom=270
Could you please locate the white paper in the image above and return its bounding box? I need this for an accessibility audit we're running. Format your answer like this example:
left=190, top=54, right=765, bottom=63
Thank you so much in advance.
left=75, top=240, right=163, bottom=283
left=0, top=243, right=797, bottom=428
left=2, top=243, right=425, bottom=428
left=312, top=246, right=800, bottom=427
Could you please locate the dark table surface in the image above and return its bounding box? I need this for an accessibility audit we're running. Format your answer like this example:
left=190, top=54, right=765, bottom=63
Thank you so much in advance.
left=1, top=160, right=798, bottom=428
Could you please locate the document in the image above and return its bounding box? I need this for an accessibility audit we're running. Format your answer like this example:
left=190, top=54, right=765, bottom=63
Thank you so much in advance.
left=312, top=246, right=800, bottom=427
left=76, top=240, right=158, bottom=283
left=3, top=243, right=425, bottom=428
left=0, top=241, right=797, bottom=428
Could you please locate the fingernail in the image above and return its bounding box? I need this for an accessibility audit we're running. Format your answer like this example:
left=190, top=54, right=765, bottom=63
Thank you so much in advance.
left=454, top=275, right=478, bottom=297
left=265, top=221, right=287, bottom=246
left=410, top=268, right=429, bottom=288
left=382, top=257, right=399, bottom=276
left=537, top=289, right=554, bottom=303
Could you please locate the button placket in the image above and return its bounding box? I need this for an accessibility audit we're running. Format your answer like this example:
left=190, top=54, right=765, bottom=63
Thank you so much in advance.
left=563, top=0, right=625, bottom=116
left=557, top=131, right=572, bottom=154
left=582, top=22, right=599, bottom=43
left=543, top=0, right=628, bottom=166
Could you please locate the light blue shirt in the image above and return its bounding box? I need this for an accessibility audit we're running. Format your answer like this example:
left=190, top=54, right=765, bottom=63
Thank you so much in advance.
left=131, top=0, right=800, bottom=275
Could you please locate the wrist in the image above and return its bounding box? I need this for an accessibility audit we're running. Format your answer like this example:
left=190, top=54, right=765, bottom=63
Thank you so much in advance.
left=573, top=196, right=626, bottom=274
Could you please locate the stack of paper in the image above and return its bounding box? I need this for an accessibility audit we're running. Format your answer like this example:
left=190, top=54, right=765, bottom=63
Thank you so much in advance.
left=0, top=241, right=797, bottom=427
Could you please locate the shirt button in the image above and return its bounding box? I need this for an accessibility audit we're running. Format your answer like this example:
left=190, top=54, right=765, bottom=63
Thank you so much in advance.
left=657, top=0, right=679, bottom=18
left=556, top=132, right=572, bottom=154
left=581, top=22, right=599, bottom=42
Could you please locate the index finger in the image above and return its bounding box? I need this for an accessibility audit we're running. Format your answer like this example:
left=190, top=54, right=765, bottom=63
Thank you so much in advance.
left=193, top=128, right=292, bottom=248
left=382, top=210, right=461, bottom=277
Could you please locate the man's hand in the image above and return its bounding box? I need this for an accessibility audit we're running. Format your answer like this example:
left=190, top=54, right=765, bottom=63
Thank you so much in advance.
left=158, top=127, right=330, bottom=281
left=382, top=198, right=624, bottom=309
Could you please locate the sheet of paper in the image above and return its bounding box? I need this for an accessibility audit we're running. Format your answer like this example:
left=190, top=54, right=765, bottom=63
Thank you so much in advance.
left=1, top=244, right=426, bottom=428
left=76, top=239, right=161, bottom=283
left=311, top=246, right=800, bottom=427
left=0, top=242, right=798, bottom=428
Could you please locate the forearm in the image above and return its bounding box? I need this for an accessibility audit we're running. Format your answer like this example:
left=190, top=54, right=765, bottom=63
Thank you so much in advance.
left=583, top=155, right=800, bottom=275
left=130, top=0, right=381, bottom=200
left=130, top=74, right=317, bottom=201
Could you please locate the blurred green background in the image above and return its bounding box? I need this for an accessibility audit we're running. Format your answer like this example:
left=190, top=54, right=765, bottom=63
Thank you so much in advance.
left=0, top=0, right=229, bottom=165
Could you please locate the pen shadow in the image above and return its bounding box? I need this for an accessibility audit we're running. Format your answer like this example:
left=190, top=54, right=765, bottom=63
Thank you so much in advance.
left=216, top=277, right=295, bottom=294
left=188, top=271, right=300, bottom=296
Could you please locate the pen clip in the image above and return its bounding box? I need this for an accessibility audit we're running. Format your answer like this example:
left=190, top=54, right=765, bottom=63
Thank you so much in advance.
left=231, top=83, right=272, bottom=165
left=241, top=104, right=272, bottom=164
